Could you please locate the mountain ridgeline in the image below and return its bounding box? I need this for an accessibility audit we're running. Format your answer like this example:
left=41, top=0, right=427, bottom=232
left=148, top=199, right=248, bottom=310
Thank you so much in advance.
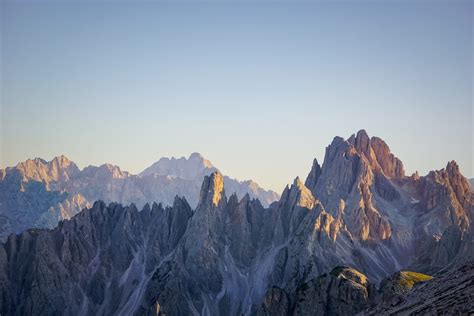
left=0, top=130, right=472, bottom=315
left=0, top=153, right=279, bottom=241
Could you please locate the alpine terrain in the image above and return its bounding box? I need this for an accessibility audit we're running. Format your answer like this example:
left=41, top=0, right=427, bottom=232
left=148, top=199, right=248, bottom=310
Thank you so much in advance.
left=0, top=130, right=472, bottom=315
left=0, top=153, right=279, bottom=241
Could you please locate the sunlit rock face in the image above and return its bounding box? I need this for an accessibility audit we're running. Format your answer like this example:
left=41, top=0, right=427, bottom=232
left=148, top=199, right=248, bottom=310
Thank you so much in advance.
left=0, top=157, right=91, bottom=241
left=307, top=130, right=398, bottom=242
left=377, top=270, right=432, bottom=304
left=0, top=153, right=279, bottom=241
left=305, top=130, right=472, bottom=273
left=0, top=130, right=472, bottom=315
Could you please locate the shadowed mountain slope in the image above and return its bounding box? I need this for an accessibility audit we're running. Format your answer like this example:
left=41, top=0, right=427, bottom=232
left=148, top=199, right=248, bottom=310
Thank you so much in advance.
left=0, top=130, right=472, bottom=315
left=0, top=153, right=279, bottom=241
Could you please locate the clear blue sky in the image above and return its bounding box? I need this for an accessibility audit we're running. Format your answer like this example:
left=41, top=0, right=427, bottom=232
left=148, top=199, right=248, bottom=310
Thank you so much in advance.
left=1, top=0, right=472, bottom=192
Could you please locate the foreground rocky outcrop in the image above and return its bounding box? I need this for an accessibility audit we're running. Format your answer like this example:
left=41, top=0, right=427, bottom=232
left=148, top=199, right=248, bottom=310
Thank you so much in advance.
left=362, top=262, right=474, bottom=315
left=260, top=266, right=374, bottom=316
left=0, top=130, right=472, bottom=315
left=260, top=263, right=474, bottom=316
left=377, top=270, right=432, bottom=304
left=0, top=153, right=279, bottom=241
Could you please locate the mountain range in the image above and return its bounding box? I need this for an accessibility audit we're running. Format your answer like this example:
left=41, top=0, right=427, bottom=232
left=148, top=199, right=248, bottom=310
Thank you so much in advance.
left=0, top=130, right=472, bottom=315
left=0, top=152, right=279, bottom=241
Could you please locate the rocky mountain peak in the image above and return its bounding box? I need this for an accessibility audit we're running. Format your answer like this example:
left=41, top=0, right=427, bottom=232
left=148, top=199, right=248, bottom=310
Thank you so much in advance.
left=309, top=134, right=361, bottom=212
left=1, top=130, right=473, bottom=315
left=101, top=163, right=128, bottom=178
left=346, top=129, right=405, bottom=179
left=446, top=160, right=469, bottom=178
left=422, top=160, right=472, bottom=213
left=15, top=155, right=79, bottom=183
left=189, top=152, right=214, bottom=168
left=445, top=160, right=472, bottom=208
left=50, top=155, right=74, bottom=167
left=82, top=163, right=128, bottom=179
left=198, top=171, right=226, bottom=208
left=307, top=131, right=402, bottom=241
left=304, top=158, right=321, bottom=191
left=291, top=177, right=316, bottom=209
left=370, top=136, right=405, bottom=179
left=171, top=195, right=191, bottom=210
left=324, top=136, right=348, bottom=163
left=351, top=129, right=371, bottom=156
left=0, top=154, right=280, bottom=242
left=140, top=152, right=216, bottom=179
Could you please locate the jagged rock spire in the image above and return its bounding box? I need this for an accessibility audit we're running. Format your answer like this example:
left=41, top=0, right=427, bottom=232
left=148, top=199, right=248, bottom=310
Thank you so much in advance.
left=198, top=171, right=226, bottom=208
left=292, top=177, right=316, bottom=209
left=351, top=129, right=371, bottom=156
left=370, top=136, right=405, bottom=179
left=305, top=158, right=321, bottom=192
left=347, top=129, right=405, bottom=179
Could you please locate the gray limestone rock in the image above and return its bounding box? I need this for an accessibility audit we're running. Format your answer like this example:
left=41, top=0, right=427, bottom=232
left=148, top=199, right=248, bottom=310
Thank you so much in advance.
left=0, top=153, right=279, bottom=241
left=0, top=130, right=473, bottom=315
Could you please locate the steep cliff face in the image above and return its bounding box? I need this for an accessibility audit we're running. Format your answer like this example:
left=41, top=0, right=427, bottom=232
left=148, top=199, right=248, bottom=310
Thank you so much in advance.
left=0, top=198, right=193, bottom=315
left=305, top=130, right=473, bottom=275
left=0, top=172, right=279, bottom=315
left=408, top=161, right=471, bottom=237
left=0, top=163, right=90, bottom=241
left=307, top=131, right=394, bottom=242
left=0, top=130, right=472, bottom=315
left=0, top=172, right=369, bottom=315
left=265, top=177, right=358, bottom=294
left=2, top=167, right=469, bottom=315
left=14, top=156, right=81, bottom=185
left=404, top=161, right=474, bottom=273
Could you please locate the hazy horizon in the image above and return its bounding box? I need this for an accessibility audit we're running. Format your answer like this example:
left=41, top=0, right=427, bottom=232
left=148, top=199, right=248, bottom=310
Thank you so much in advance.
left=0, top=130, right=471, bottom=193
left=1, top=0, right=473, bottom=192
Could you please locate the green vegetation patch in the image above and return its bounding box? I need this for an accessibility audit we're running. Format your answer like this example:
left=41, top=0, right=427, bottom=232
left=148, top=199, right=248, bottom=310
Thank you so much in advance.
left=393, top=271, right=433, bottom=292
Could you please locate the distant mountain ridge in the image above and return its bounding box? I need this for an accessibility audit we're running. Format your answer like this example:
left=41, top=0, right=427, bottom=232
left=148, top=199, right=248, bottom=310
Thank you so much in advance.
left=0, top=130, right=472, bottom=315
left=140, top=152, right=216, bottom=179
left=0, top=153, right=279, bottom=241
